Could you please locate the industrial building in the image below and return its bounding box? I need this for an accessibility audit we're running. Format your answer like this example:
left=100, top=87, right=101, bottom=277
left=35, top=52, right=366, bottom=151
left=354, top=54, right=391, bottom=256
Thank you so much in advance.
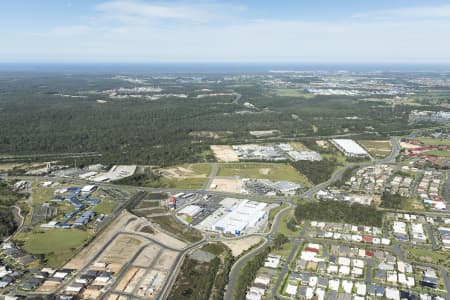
left=212, top=199, right=268, bottom=235
left=287, top=151, right=322, bottom=161
left=81, top=185, right=97, bottom=193
left=245, top=179, right=302, bottom=195
left=177, top=205, right=203, bottom=218
left=330, top=139, right=369, bottom=157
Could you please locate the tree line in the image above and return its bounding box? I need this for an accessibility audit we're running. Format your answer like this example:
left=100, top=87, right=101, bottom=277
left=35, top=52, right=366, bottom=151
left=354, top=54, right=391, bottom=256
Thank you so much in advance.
left=294, top=200, right=383, bottom=227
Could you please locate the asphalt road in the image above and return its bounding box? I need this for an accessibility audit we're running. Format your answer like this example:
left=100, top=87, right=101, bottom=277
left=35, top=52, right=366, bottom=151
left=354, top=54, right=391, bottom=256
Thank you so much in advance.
left=5, top=136, right=409, bottom=299
left=223, top=202, right=292, bottom=300
left=302, top=137, right=400, bottom=199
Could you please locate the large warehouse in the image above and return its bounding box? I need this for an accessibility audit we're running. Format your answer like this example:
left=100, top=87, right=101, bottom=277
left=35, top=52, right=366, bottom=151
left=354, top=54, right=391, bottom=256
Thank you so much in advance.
left=330, top=139, right=369, bottom=157
left=212, top=199, right=268, bottom=235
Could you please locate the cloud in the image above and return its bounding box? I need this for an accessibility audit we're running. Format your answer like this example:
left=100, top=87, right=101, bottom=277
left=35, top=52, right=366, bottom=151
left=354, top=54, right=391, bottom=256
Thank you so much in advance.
left=47, top=25, right=94, bottom=36
left=95, top=0, right=245, bottom=24
left=353, top=4, right=450, bottom=20
left=9, top=2, right=450, bottom=63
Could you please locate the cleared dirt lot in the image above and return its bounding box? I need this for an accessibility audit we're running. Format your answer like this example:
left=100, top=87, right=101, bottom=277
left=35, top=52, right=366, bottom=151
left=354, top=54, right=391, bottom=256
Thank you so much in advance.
left=65, top=211, right=137, bottom=270
left=209, top=178, right=245, bottom=194
left=401, top=141, right=423, bottom=149
left=222, top=237, right=263, bottom=257
left=152, top=250, right=179, bottom=271
left=211, top=145, right=239, bottom=162
left=133, top=244, right=162, bottom=267
left=316, top=140, right=329, bottom=148
left=97, top=235, right=145, bottom=272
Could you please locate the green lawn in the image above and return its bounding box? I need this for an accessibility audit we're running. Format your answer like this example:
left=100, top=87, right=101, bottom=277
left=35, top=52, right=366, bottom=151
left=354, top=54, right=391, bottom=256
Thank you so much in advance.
left=414, top=138, right=450, bottom=146
left=424, top=150, right=450, bottom=157
left=160, top=177, right=207, bottom=189
left=142, top=177, right=206, bottom=189
left=321, top=152, right=347, bottom=165
left=188, top=163, right=212, bottom=175
left=31, top=183, right=55, bottom=206
left=14, top=229, right=91, bottom=267
left=276, top=209, right=299, bottom=238
left=93, top=199, right=116, bottom=214
left=217, top=163, right=310, bottom=185
left=406, top=247, right=450, bottom=266
left=271, top=241, right=294, bottom=258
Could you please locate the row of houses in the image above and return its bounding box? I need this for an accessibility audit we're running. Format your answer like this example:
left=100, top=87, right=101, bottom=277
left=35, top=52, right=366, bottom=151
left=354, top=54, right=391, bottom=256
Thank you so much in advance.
left=346, top=165, right=393, bottom=195
left=309, top=222, right=391, bottom=246
left=245, top=274, right=271, bottom=300
left=296, top=243, right=367, bottom=279
left=418, top=171, right=446, bottom=210
left=316, top=189, right=373, bottom=206
left=391, top=220, right=428, bottom=244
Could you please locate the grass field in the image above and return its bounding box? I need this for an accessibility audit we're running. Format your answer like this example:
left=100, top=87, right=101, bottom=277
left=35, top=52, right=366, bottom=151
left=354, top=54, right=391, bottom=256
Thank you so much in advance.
left=402, top=197, right=425, bottom=211
left=358, top=140, right=392, bottom=158
left=93, top=199, right=116, bottom=214
left=424, top=150, right=450, bottom=157
left=141, top=177, right=206, bottom=189
left=159, top=177, right=206, bottom=189
left=15, top=229, right=91, bottom=267
left=321, top=152, right=347, bottom=164
left=276, top=209, right=299, bottom=238
left=187, top=163, right=212, bottom=175
left=217, top=163, right=310, bottom=185
left=414, top=138, right=450, bottom=146
left=405, top=247, right=450, bottom=266
left=271, top=241, right=294, bottom=258
left=31, top=183, right=55, bottom=206
left=275, top=88, right=314, bottom=98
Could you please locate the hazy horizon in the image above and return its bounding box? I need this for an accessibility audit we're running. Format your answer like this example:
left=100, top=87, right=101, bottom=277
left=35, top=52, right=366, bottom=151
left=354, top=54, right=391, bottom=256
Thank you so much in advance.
left=2, top=0, right=450, bottom=64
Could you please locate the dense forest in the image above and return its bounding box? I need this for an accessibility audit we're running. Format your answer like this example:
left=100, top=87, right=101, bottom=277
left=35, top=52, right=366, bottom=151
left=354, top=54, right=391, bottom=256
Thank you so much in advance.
left=0, top=180, right=25, bottom=238
left=0, top=72, right=432, bottom=166
left=294, top=200, right=383, bottom=226
left=291, top=158, right=341, bottom=184
left=380, top=192, right=408, bottom=209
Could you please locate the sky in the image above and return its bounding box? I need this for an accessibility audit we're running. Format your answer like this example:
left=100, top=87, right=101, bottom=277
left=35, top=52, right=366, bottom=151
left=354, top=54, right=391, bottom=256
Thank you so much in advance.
left=1, top=0, right=450, bottom=64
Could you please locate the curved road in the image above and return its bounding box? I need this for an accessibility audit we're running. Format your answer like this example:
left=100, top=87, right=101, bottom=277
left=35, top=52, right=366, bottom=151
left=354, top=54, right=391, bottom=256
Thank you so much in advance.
left=223, top=202, right=292, bottom=300
left=224, top=137, right=401, bottom=299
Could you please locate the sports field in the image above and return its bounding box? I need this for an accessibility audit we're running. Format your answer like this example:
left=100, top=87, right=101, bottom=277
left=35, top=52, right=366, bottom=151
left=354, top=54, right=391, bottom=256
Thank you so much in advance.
left=15, top=229, right=91, bottom=267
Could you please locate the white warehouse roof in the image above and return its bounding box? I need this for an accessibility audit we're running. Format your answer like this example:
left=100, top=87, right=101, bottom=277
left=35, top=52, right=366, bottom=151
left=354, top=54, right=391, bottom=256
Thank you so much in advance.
left=213, top=200, right=267, bottom=234
left=178, top=205, right=202, bottom=217
left=81, top=185, right=97, bottom=193
left=331, top=139, right=368, bottom=156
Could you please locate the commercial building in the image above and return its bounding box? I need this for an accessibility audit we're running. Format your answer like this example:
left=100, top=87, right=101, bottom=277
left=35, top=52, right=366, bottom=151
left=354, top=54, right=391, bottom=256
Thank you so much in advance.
left=330, top=139, right=369, bottom=157
left=212, top=199, right=267, bottom=235
left=81, top=185, right=97, bottom=193
left=177, top=205, right=202, bottom=218
left=288, top=151, right=322, bottom=161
